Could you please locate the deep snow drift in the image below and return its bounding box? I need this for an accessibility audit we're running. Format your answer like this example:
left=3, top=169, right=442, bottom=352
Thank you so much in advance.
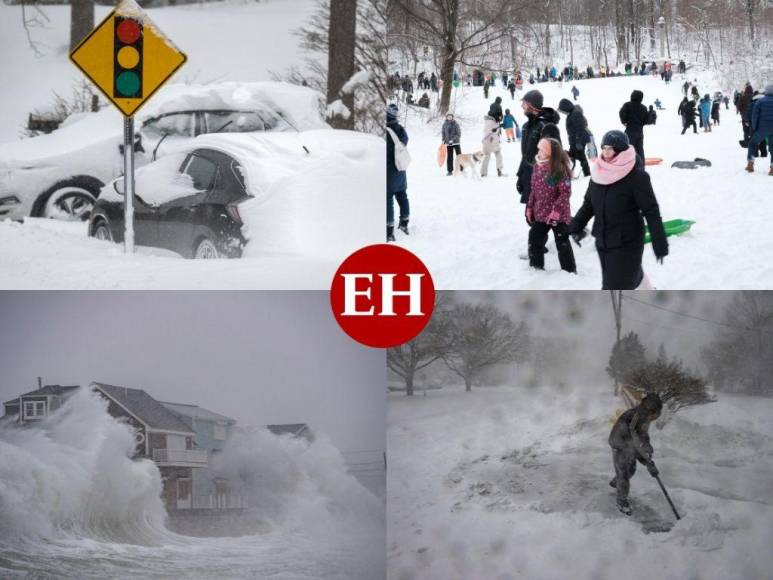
left=388, top=385, right=773, bottom=580
left=392, top=72, right=773, bottom=289
left=0, top=388, right=385, bottom=579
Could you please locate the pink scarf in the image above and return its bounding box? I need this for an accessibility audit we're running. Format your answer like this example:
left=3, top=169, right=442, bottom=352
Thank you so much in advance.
left=590, top=145, right=636, bottom=185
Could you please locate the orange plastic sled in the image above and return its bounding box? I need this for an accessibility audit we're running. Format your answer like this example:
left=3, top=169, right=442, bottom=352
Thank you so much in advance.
left=645, top=157, right=664, bottom=166
left=437, top=143, right=447, bottom=167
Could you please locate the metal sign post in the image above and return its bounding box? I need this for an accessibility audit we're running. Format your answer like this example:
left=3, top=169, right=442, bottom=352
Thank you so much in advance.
left=123, top=116, right=135, bottom=253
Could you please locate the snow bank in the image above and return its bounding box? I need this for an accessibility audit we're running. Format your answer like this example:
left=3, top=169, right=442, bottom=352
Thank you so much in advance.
left=388, top=385, right=773, bottom=580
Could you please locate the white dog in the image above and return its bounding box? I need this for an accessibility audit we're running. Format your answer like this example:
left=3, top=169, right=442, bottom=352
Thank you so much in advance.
left=453, top=151, right=484, bottom=179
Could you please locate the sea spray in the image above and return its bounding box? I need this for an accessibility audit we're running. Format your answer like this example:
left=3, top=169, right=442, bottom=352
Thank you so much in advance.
left=0, top=387, right=168, bottom=546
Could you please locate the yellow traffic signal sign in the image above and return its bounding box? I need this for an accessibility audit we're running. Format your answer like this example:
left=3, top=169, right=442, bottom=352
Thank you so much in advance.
left=70, top=4, right=186, bottom=117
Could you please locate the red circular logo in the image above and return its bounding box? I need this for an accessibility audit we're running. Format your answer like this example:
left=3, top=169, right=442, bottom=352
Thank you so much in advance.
left=330, top=244, right=435, bottom=348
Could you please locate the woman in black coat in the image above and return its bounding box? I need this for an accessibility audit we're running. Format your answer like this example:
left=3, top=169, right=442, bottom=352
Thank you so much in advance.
left=569, top=131, right=668, bottom=289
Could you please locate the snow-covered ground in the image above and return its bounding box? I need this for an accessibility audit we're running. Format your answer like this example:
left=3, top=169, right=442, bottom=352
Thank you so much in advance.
left=0, top=0, right=383, bottom=289
left=392, top=72, right=773, bottom=289
left=388, top=385, right=773, bottom=580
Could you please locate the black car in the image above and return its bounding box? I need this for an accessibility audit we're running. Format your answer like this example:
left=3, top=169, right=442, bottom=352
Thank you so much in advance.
left=89, top=147, right=251, bottom=258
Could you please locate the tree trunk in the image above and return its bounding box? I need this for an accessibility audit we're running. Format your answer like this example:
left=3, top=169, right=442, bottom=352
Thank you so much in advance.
left=464, top=377, right=472, bottom=392
left=70, top=0, right=95, bottom=52
left=438, top=47, right=455, bottom=115
left=405, top=372, right=414, bottom=396
left=327, top=0, right=358, bottom=130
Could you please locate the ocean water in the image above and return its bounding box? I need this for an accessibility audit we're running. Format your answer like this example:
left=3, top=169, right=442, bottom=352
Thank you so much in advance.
left=0, top=389, right=384, bottom=579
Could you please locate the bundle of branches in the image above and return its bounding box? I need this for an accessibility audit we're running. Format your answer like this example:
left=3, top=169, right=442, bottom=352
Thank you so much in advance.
left=624, top=359, right=715, bottom=414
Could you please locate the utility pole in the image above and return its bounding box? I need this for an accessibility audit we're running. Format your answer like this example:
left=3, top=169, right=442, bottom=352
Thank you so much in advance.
left=610, top=291, right=623, bottom=396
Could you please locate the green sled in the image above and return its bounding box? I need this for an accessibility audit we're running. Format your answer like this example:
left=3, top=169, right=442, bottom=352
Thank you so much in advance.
left=453, top=79, right=461, bottom=88
left=644, top=219, right=695, bottom=244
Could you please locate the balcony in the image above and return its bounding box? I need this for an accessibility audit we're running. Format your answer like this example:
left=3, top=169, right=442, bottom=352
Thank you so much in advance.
left=152, top=448, right=208, bottom=467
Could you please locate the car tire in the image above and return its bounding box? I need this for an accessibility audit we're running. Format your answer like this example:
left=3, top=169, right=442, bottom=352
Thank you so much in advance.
left=193, top=237, right=219, bottom=259
left=37, top=178, right=102, bottom=221
left=92, top=220, right=113, bottom=242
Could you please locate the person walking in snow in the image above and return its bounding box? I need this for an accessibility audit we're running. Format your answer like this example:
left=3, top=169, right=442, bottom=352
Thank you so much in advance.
left=745, top=83, right=773, bottom=175
left=619, top=90, right=651, bottom=161
left=489, top=96, right=504, bottom=124
left=569, top=130, right=668, bottom=290
left=517, top=90, right=562, bottom=204
left=609, top=393, right=664, bottom=515
left=526, top=137, right=577, bottom=273
left=647, top=105, right=657, bottom=126
left=386, top=104, right=409, bottom=241
left=571, top=85, right=580, bottom=101
left=502, top=109, right=519, bottom=142
left=481, top=113, right=504, bottom=178
left=739, top=83, right=755, bottom=144
left=557, top=98, right=591, bottom=177
left=682, top=80, right=690, bottom=97
left=723, top=95, right=730, bottom=110
left=680, top=98, right=698, bottom=134
left=508, top=79, right=516, bottom=100
left=483, top=78, right=490, bottom=99
left=711, top=98, right=721, bottom=126
left=699, top=94, right=712, bottom=132
left=441, top=113, right=462, bottom=176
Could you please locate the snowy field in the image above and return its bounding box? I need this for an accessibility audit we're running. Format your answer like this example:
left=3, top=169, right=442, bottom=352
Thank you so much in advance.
left=388, top=385, right=773, bottom=580
left=392, top=72, right=773, bottom=289
left=0, top=0, right=383, bottom=289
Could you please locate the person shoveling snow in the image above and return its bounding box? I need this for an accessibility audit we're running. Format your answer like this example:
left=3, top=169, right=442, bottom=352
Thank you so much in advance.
left=608, top=393, right=664, bottom=516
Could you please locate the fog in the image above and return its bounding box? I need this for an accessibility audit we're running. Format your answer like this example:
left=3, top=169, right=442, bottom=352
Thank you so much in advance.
left=0, top=291, right=384, bottom=456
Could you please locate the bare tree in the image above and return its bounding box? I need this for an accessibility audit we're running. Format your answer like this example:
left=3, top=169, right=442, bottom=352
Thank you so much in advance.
left=444, top=303, right=529, bottom=391
left=70, top=0, right=94, bottom=52
left=387, top=294, right=454, bottom=396
left=327, top=0, right=358, bottom=129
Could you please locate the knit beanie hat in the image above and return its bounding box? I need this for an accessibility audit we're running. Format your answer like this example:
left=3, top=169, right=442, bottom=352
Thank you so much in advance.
left=522, top=90, right=544, bottom=110
left=557, top=98, right=574, bottom=113
left=600, top=130, right=629, bottom=153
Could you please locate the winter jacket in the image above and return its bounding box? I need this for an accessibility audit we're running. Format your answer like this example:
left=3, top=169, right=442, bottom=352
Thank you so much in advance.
left=681, top=99, right=697, bottom=122
left=570, top=162, right=668, bottom=257
left=527, top=161, right=572, bottom=224
left=739, top=87, right=754, bottom=123
left=561, top=101, right=590, bottom=151
left=441, top=119, right=461, bottom=145
left=699, top=97, right=711, bottom=118
left=751, top=94, right=773, bottom=135
left=481, top=115, right=501, bottom=154
left=609, top=406, right=654, bottom=458
left=711, top=101, right=720, bottom=119
left=677, top=98, right=687, bottom=117
left=386, top=119, right=408, bottom=193
left=647, top=109, right=657, bottom=125
left=619, top=91, right=650, bottom=134
left=502, top=114, right=516, bottom=129
left=517, top=107, right=561, bottom=203
left=489, top=98, right=504, bottom=123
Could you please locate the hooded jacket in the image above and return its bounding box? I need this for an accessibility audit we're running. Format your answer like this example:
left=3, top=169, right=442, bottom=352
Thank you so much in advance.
left=619, top=90, right=650, bottom=133
left=481, top=115, right=501, bottom=154
left=441, top=118, right=461, bottom=145
left=559, top=99, right=590, bottom=151
left=609, top=405, right=655, bottom=458
left=387, top=118, right=408, bottom=193
left=488, top=97, right=503, bottom=123
left=516, top=107, right=561, bottom=203
left=751, top=87, right=773, bottom=135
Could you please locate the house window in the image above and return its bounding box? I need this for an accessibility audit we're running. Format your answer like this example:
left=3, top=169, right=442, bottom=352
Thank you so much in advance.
left=23, top=400, right=46, bottom=419
left=213, top=423, right=227, bottom=441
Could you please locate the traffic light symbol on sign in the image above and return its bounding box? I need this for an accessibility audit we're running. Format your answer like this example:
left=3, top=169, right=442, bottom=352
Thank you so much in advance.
left=114, top=16, right=143, bottom=99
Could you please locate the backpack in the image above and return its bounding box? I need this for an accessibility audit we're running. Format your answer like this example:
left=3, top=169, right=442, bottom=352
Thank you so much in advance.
left=386, top=126, right=412, bottom=171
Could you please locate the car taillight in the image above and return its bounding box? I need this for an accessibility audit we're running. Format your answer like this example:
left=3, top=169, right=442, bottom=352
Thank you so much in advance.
left=226, top=205, right=242, bottom=224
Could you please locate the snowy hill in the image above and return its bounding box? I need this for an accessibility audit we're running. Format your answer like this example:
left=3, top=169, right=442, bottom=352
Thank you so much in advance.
left=391, top=72, right=773, bottom=289
left=388, top=386, right=773, bottom=580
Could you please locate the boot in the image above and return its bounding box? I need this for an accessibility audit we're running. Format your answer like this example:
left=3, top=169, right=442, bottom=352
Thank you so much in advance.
left=746, top=160, right=754, bottom=173
left=398, top=218, right=409, bottom=235
left=617, top=499, right=632, bottom=515
left=387, top=226, right=396, bottom=242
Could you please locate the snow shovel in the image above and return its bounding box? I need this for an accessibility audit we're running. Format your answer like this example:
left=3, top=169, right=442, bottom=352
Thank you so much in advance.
left=652, top=466, right=681, bottom=520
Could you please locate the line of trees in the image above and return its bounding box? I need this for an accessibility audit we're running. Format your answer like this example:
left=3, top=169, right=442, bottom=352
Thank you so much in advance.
left=387, top=296, right=530, bottom=395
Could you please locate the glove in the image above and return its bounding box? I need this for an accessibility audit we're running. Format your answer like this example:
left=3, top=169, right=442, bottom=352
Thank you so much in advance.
left=547, top=210, right=560, bottom=226
left=646, top=461, right=659, bottom=477
left=570, top=229, right=587, bottom=247
left=525, top=207, right=533, bottom=226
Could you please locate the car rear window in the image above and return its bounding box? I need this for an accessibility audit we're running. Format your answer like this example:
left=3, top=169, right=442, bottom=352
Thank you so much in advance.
left=182, top=154, right=217, bottom=191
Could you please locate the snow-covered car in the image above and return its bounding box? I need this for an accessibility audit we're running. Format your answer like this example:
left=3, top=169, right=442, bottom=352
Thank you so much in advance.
left=89, top=129, right=383, bottom=259
left=0, top=82, right=327, bottom=222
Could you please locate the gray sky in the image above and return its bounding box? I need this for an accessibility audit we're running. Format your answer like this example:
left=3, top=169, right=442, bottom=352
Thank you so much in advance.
left=0, top=291, right=384, bottom=455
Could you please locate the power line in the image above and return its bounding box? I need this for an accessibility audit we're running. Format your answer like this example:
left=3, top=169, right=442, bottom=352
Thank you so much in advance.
left=622, top=295, right=773, bottom=336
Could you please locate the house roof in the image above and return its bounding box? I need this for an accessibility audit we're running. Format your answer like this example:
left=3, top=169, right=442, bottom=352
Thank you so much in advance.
left=92, top=382, right=194, bottom=435
left=266, top=423, right=311, bottom=438
left=161, top=402, right=236, bottom=424
left=3, top=385, right=79, bottom=406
